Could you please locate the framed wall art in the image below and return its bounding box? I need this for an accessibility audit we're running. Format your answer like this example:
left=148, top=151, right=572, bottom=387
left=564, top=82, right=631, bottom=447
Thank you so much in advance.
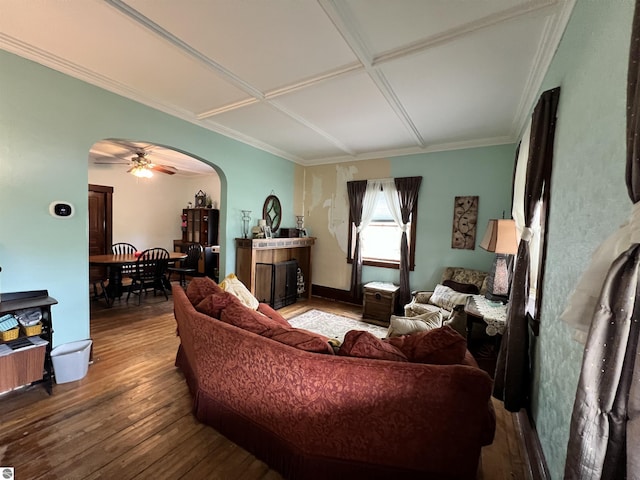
left=451, top=195, right=478, bottom=250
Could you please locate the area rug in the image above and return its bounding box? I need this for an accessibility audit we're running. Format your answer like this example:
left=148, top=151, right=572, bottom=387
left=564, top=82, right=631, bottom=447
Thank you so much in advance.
left=288, top=309, right=387, bottom=343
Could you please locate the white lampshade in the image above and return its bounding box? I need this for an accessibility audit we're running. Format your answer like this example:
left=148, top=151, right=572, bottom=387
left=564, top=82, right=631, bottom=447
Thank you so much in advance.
left=479, top=219, right=518, bottom=254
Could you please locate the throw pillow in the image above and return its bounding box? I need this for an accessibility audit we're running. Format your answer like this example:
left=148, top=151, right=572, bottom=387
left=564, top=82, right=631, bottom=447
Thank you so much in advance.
left=442, top=279, right=479, bottom=295
left=387, top=326, right=466, bottom=365
left=429, top=284, right=471, bottom=311
left=219, top=273, right=259, bottom=310
left=220, top=302, right=283, bottom=335
left=338, top=330, right=408, bottom=362
left=386, top=311, right=443, bottom=337
left=185, top=277, right=224, bottom=305
left=264, top=326, right=334, bottom=355
left=195, top=291, right=242, bottom=319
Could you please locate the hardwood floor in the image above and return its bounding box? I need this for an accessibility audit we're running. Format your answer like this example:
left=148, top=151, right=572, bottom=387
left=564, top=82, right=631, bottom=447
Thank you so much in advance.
left=0, top=289, right=528, bottom=479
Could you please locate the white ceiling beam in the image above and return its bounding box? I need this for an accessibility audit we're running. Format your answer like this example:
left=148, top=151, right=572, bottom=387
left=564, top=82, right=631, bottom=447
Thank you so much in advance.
left=318, top=0, right=426, bottom=148
left=105, top=0, right=355, bottom=157
left=372, top=0, right=559, bottom=66
left=104, top=0, right=266, bottom=100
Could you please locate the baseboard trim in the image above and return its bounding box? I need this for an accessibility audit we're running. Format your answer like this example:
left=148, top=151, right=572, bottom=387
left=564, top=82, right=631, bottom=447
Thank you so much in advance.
left=516, top=410, right=550, bottom=480
left=310, top=284, right=361, bottom=305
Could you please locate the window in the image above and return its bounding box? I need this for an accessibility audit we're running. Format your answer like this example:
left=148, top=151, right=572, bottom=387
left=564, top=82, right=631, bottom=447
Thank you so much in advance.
left=347, top=189, right=418, bottom=269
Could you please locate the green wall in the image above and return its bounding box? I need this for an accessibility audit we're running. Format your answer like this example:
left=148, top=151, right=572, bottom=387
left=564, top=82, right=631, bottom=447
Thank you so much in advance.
left=531, top=0, right=633, bottom=477
left=360, top=144, right=516, bottom=288
left=0, top=50, right=295, bottom=347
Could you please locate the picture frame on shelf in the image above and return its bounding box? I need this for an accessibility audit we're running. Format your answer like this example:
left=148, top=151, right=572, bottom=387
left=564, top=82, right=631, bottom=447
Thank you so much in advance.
left=262, top=225, right=272, bottom=239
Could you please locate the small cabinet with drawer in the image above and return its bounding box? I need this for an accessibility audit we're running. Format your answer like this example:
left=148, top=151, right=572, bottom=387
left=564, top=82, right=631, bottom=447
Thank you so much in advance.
left=362, top=282, right=399, bottom=325
left=0, top=290, right=57, bottom=394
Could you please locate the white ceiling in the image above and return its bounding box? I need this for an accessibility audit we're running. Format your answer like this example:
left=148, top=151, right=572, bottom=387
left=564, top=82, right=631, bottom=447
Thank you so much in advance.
left=0, top=0, right=574, bottom=168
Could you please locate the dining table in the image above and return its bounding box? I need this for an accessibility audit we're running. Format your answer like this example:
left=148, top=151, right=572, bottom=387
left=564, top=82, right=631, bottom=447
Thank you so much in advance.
left=89, top=251, right=187, bottom=301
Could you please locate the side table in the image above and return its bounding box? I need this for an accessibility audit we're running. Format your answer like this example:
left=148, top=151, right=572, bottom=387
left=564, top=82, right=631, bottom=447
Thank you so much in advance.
left=463, top=295, right=508, bottom=339
left=362, top=282, right=399, bottom=326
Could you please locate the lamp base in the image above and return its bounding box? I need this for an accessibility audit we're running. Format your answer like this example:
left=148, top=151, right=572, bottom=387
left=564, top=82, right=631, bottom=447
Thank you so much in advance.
left=484, top=254, right=513, bottom=304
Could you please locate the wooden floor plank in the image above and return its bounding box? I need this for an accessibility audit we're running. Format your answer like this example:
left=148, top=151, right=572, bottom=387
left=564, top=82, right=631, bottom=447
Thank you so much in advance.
left=0, top=287, right=528, bottom=479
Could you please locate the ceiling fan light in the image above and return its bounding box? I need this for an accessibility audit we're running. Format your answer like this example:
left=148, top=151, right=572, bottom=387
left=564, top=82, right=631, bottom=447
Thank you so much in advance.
left=130, top=165, right=153, bottom=178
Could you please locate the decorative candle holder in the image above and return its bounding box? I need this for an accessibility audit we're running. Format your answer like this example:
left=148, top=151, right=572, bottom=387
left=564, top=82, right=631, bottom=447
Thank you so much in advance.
left=241, top=210, right=252, bottom=239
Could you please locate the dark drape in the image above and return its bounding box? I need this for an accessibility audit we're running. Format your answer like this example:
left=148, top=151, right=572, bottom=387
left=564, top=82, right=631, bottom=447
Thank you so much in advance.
left=394, top=176, right=422, bottom=311
left=565, top=3, right=640, bottom=478
left=628, top=0, right=640, bottom=203
left=493, top=86, right=560, bottom=412
left=347, top=180, right=367, bottom=300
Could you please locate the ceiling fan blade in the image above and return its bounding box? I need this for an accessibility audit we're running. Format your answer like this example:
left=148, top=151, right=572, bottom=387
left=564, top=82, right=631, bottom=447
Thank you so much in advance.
left=109, top=139, right=154, bottom=152
left=95, top=160, right=130, bottom=165
left=151, top=164, right=177, bottom=175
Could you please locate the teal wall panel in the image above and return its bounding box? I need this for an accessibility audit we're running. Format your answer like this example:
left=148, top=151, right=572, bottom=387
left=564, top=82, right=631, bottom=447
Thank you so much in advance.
left=0, top=50, right=294, bottom=347
left=530, top=0, right=634, bottom=477
left=361, top=144, right=516, bottom=288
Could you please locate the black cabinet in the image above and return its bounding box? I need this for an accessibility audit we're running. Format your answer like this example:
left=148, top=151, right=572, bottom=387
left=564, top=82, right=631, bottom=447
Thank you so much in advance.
left=177, top=208, right=220, bottom=282
left=182, top=208, right=219, bottom=246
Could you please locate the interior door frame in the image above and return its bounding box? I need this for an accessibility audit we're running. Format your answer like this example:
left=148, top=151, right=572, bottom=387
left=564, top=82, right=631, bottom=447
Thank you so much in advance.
left=88, top=183, right=113, bottom=255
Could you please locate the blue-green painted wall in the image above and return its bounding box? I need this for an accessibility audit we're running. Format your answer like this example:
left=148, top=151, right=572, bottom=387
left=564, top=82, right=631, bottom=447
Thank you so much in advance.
left=0, top=50, right=295, bottom=347
left=361, top=144, right=516, bottom=288
left=530, top=0, right=634, bottom=477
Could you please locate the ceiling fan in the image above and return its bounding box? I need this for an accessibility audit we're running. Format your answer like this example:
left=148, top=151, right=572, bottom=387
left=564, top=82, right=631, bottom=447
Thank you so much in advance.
left=93, top=146, right=178, bottom=178
left=126, top=151, right=177, bottom=177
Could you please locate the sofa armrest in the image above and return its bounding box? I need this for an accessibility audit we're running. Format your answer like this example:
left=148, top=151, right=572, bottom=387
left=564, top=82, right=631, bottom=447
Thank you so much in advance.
left=413, top=290, right=434, bottom=304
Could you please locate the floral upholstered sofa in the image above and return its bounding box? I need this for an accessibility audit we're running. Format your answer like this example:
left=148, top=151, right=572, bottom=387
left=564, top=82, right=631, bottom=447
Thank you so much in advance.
left=173, top=277, right=495, bottom=479
left=403, top=267, right=489, bottom=335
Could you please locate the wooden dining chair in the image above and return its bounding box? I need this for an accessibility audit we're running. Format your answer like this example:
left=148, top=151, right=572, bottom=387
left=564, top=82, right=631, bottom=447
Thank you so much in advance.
left=90, top=269, right=111, bottom=307
left=112, top=242, right=137, bottom=277
left=112, top=242, right=137, bottom=255
left=126, top=248, right=170, bottom=305
left=167, top=243, right=203, bottom=286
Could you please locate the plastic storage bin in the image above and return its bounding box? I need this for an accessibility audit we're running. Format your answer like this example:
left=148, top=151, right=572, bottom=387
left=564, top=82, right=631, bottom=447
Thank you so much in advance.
left=51, top=339, right=92, bottom=384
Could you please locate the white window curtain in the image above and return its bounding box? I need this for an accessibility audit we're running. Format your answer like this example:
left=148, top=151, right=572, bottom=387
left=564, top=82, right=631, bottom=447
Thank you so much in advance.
left=360, top=178, right=405, bottom=234
left=357, top=180, right=383, bottom=234
left=380, top=179, right=405, bottom=231
left=512, top=120, right=543, bottom=318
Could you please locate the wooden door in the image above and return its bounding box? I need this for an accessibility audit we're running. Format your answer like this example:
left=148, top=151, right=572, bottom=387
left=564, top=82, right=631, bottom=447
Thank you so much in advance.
left=88, top=185, right=113, bottom=284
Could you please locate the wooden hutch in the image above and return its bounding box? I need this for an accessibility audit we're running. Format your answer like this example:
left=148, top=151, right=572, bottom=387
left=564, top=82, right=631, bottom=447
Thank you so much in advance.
left=174, top=208, right=220, bottom=281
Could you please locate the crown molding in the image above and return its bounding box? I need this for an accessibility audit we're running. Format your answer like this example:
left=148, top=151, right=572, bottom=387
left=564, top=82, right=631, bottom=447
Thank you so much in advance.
left=298, top=135, right=515, bottom=166
left=510, top=0, right=577, bottom=140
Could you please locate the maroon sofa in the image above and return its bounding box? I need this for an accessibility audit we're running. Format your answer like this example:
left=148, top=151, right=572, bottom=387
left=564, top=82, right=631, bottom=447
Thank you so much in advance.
left=173, top=281, right=495, bottom=479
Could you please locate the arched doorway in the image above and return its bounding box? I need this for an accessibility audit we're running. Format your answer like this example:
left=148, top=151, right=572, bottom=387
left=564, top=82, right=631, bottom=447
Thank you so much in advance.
left=88, top=139, right=223, bottom=300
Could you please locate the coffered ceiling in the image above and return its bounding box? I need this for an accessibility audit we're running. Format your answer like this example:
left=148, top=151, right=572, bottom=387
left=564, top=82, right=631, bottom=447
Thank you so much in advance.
left=0, top=0, right=574, bottom=166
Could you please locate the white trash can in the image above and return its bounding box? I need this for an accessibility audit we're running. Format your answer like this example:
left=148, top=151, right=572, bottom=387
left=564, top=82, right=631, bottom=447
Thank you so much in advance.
left=51, top=339, right=92, bottom=384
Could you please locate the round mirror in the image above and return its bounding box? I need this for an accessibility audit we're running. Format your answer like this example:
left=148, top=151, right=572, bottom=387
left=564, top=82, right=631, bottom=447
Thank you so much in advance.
left=263, top=195, right=282, bottom=233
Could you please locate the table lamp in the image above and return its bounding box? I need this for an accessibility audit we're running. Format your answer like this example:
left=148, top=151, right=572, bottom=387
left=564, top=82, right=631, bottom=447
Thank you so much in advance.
left=479, top=219, right=518, bottom=303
